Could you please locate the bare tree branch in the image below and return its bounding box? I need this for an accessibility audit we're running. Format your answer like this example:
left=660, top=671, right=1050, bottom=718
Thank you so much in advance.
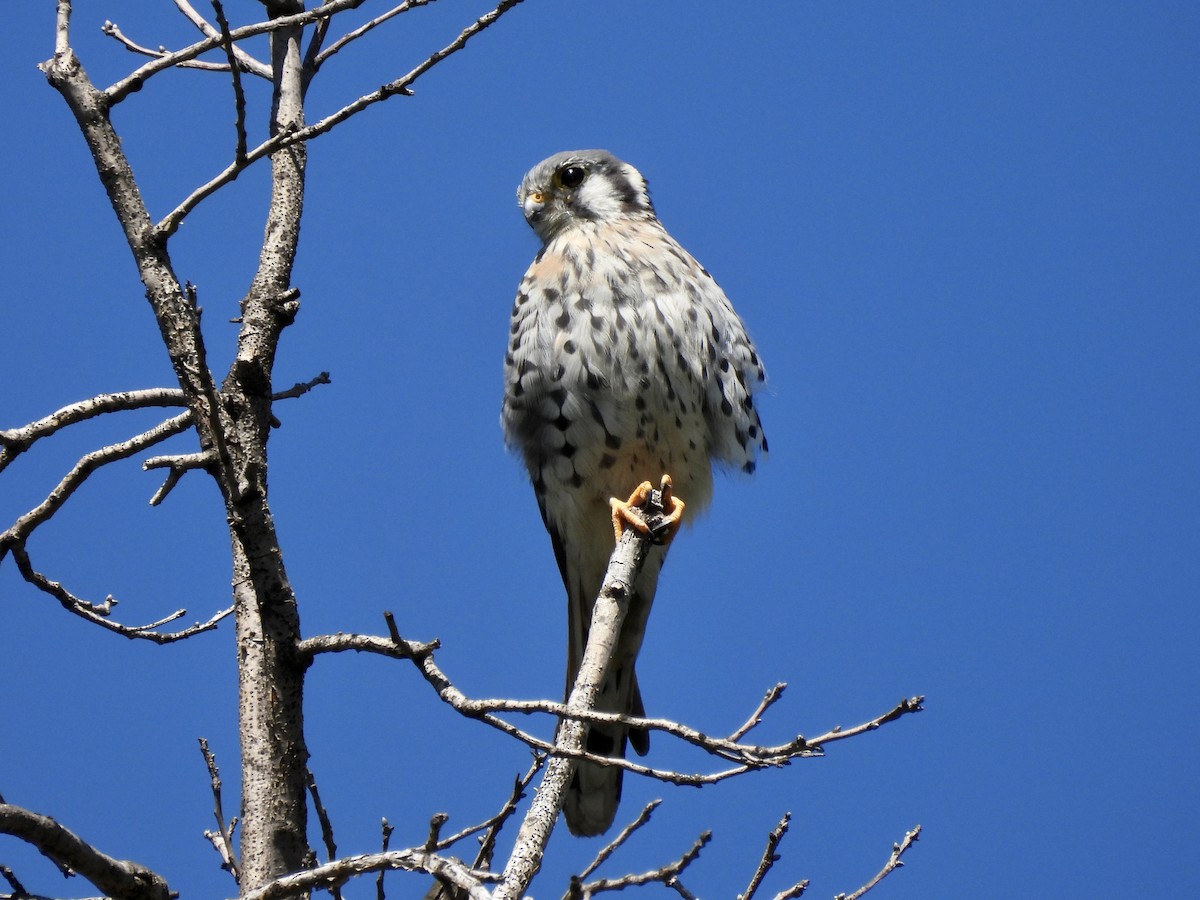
left=101, top=19, right=236, bottom=72
left=9, top=544, right=233, bottom=641
left=300, top=622, right=922, bottom=788
left=240, top=849, right=494, bottom=900
left=469, top=756, right=545, bottom=872
left=272, top=370, right=332, bottom=400
left=313, top=0, right=432, bottom=69
left=143, top=449, right=217, bottom=505
left=770, top=881, right=810, bottom=900
left=835, top=825, right=922, bottom=900
left=376, top=818, right=395, bottom=900
left=805, top=697, right=926, bottom=749
left=210, top=0, right=250, bottom=162
left=173, top=0, right=273, bottom=77
left=307, top=770, right=344, bottom=900
left=199, top=738, right=241, bottom=882
left=579, top=800, right=661, bottom=881
left=0, top=412, right=193, bottom=559
left=494, top=482, right=668, bottom=900
left=570, top=830, right=711, bottom=898
left=739, top=813, right=794, bottom=900
left=729, top=683, right=787, bottom=742
left=0, top=803, right=172, bottom=900
left=0, top=375, right=325, bottom=473
left=666, top=875, right=700, bottom=900
left=105, top=0, right=369, bottom=101
left=154, top=0, right=528, bottom=238
left=0, top=388, right=187, bottom=471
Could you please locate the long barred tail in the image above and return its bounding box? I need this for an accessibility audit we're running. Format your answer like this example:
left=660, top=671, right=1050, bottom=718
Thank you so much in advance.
left=562, top=659, right=648, bottom=836
left=540, top=485, right=663, bottom=836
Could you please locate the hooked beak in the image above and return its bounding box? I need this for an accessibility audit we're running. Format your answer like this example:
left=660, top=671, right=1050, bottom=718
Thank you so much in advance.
left=522, top=189, right=546, bottom=222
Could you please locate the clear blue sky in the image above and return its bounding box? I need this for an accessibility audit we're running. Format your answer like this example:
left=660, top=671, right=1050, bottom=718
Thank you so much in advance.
left=2, top=2, right=1197, bottom=897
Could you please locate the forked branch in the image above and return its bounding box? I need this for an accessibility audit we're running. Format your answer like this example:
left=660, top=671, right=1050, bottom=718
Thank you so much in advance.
left=155, top=0, right=527, bottom=237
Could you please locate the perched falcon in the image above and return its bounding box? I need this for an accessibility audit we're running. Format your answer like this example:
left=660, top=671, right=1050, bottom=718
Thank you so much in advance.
left=502, top=150, right=767, bottom=836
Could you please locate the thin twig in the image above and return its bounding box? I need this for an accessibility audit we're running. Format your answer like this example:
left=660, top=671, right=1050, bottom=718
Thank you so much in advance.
left=302, top=625, right=921, bottom=787
left=101, top=19, right=235, bottom=71
left=579, top=800, right=661, bottom=880
left=666, top=876, right=700, bottom=900
left=144, top=449, right=217, bottom=505
left=0, top=865, right=28, bottom=897
left=0, top=388, right=187, bottom=472
left=173, top=0, right=272, bottom=76
left=1, top=412, right=192, bottom=556
left=770, top=880, right=809, bottom=900
left=835, top=825, right=921, bottom=900
left=314, top=0, right=433, bottom=68
left=307, top=770, right=343, bottom=900
left=739, top=813, right=792, bottom=900
left=376, top=818, right=394, bottom=900
left=573, top=831, right=711, bottom=897
left=729, top=683, right=787, bottom=741
left=805, top=697, right=926, bottom=749
left=272, top=371, right=332, bottom=400
left=199, top=738, right=240, bottom=882
left=210, top=0, right=249, bottom=162
left=154, top=0, right=527, bottom=237
left=238, top=848, right=494, bottom=900
left=105, top=0, right=368, bottom=101
left=466, top=755, right=546, bottom=871
left=9, top=544, right=233, bottom=642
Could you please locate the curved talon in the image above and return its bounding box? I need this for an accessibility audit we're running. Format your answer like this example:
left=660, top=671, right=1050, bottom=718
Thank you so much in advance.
left=609, top=474, right=686, bottom=544
left=610, top=481, right=654, bottom=540
left=655, top=474, right=686, bottom=543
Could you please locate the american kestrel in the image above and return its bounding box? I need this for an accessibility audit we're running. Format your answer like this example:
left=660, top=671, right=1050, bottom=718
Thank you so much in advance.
left=502, top=150, right=767, bottom=836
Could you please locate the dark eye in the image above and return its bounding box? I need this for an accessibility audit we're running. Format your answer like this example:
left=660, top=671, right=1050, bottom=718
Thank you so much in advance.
left=559, top=165, right=586, bottom=189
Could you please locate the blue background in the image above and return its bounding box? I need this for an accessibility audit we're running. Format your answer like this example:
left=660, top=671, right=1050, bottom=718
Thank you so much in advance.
left=2, top=2, right=1197, bottom=897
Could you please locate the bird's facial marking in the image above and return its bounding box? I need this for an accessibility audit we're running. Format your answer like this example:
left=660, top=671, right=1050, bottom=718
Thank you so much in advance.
left=517, top=150, right=655, bottom=242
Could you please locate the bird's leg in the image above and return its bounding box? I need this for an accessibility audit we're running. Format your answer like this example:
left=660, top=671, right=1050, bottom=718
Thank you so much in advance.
left=610, top=474, right=686, bottom=544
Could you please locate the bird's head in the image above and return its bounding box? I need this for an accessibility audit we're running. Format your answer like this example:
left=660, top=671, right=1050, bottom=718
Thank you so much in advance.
left=517, top=150, right=654, bottom=243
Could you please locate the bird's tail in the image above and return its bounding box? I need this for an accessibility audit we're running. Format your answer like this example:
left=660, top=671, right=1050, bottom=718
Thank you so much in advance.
left=562, top=664, right=649, bottom=836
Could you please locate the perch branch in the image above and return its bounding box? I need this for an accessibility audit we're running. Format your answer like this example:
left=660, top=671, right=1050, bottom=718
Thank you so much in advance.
left=494, top=481, right=669, bottom=900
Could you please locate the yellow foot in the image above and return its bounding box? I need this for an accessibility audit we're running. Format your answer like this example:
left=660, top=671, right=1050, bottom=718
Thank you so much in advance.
left=610, top=474, right=686, bottom=544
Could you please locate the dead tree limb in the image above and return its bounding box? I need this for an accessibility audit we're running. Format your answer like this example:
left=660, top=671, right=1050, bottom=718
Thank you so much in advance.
left=0, top=803, right=172, bottom=900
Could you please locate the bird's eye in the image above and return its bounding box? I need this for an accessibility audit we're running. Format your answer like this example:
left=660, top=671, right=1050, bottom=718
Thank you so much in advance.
left=558, top=165, right=586, bottom=189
